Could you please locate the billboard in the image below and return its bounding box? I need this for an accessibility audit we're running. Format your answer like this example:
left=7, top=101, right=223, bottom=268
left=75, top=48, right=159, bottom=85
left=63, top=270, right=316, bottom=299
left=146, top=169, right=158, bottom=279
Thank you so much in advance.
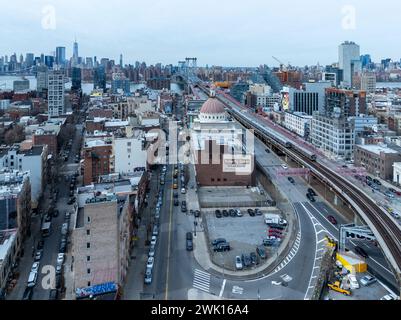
left=281, top=91, right=290, bottom=111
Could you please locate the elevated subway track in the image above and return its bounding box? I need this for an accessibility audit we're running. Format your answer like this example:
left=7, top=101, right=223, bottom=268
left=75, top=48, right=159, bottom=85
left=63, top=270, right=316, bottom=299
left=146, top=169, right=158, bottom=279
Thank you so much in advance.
left=196, top=84, right=401, bottom=289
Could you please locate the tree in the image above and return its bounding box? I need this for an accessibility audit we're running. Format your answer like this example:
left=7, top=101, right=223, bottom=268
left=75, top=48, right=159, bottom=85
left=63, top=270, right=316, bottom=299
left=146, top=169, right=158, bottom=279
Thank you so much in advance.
left=4, top=125, right=25, bottom=145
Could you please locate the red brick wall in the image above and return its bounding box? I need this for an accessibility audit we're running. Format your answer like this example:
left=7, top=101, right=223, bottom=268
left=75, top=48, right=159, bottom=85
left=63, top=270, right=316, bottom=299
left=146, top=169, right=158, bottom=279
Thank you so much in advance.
left=83, top=145, right=112, bottom=185
left=33, top=134, right=58, bottom=156
left=195, top=140, right=254, bottom=187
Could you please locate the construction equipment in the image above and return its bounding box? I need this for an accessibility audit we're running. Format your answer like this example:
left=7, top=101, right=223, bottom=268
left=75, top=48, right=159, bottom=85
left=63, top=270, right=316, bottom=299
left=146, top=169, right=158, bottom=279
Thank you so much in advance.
left=328, top=281, right=351, bottom=296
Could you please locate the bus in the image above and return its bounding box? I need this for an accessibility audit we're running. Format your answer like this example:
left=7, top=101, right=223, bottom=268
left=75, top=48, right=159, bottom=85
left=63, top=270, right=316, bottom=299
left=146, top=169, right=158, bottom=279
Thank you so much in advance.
left=41, top=222, right=51, bottom=237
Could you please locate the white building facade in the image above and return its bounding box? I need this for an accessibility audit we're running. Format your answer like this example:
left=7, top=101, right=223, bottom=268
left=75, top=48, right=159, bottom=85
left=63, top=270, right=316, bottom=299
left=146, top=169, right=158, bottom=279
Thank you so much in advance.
left=284, top=112, right=313, bottom=138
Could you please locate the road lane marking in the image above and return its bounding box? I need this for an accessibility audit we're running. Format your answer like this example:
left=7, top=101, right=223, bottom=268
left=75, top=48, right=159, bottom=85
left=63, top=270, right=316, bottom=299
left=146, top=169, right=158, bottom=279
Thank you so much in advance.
left=219, top=279, right=226, bottom=297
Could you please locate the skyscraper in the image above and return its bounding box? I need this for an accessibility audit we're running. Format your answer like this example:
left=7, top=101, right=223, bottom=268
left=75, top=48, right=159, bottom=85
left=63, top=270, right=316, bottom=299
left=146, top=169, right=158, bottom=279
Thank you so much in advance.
left=94, top=66, right=106, bottom=91
left=36, top=65, right=49, bottom=94
left=71, top=67, right=82, bottom=91
left=120, top=54, right=123, bottom=67
left=25, top=53, right=34, bottom=68
left=44, top=55, right=55, bottom=68
left=339, top=41, right=361, bottom=88
left=73, top=40, right=79, bottom=66
left=48, top=69, right=65, bottom=117
left=56, top=47, right=66, bottom=66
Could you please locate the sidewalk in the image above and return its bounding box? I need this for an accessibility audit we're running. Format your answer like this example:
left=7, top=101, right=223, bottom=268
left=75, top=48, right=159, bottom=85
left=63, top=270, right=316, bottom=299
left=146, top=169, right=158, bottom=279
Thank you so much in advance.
left=122, top=170, right=159, bottom=300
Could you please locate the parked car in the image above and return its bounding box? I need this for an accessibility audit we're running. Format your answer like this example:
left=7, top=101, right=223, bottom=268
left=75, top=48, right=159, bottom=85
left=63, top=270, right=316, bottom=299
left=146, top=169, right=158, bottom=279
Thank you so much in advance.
left=263, top=238, right=276, bottom=246
left=235, top=256, right=243, bottom=270
left=34, top=250, right=43, bottom=262
left=360, top=275, right=376, bottom=286
left=148, top=244, right=155, bottom=258
left=174, top=199, right=179, bottom=206
left=49, top=289, right=58, bottom=300
left=250, top=252, right=258, bottom=265
left=354, top=246, right=369, bottom=258
left=212, top=238, right=227, bottom=246
left=281, top=164, right=288, bottom=170
left=373, top=179, right=381, bottom=186
left=265, top=149, right=270, bottom=153
left=147, top=257, right=154, bottom=269
left=229, top=209, right=236, bottom=217
left=186, top=238, right=193, bottom=251
left=52, top=209, right=59, bottom=218
left=385, top=191, right=395, bottom=198
left=235, top=209, right=243, bottom=217
left=181, top=188, right=186, bottom=194
left=372, top=184, right=380, bottom=191
left=222, top=210, right=229, bottom=217
left=255, top=208, right=263, bottom=216
left=194, top=210, right=201, bottom=218
left=213, top=243, right=231, bottom=252
left=241, top=254, right=252, bottom=268
left=31, top=262, right=40, bottom=273
left=308, top=188, right=317, bottom=196
left=288, top=177, right=295, bottom=184
left=348, top=274, right=360, bottom=289
left=150, top=236, right=157, bottom=246
left=67, top=197, right=76, bottom=205
left=144, top=267, right=153, bottom=285
left=247, top=209, right=255, bottom=216
left=327, top=215, right=337, bottom=225
left=181, top=205, right=187, bottom=213
left=22, top=287, right=33, bottom=300
left=256, top=246, right=267, bottom=259
left=215, top=210, right=222, bottom=218
left=306, top=193, right=316, bottom=202
left=37, top=240, right=44, bottom=250
left=27, top=271, right=38, bottom=288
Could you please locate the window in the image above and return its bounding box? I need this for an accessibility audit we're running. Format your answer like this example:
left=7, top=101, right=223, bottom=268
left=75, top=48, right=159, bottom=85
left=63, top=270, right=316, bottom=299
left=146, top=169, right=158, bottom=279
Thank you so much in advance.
left=211, top=178, right=215, bottom=182
left=88, top=282, right=91, bottom=287
left=87, top=256, right=90, bottom=262
left=87, top=217, right=91, bottom=223
left=86, top=230, right=90, bottom=236
left=87, top=243, right=91, bottom=249
left=87, top=269, right=91, bottom=274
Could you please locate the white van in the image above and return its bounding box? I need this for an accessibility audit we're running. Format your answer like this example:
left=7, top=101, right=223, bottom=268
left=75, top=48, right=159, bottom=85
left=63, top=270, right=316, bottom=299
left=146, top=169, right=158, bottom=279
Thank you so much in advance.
left=27, top=271, right=38, bottom=288
left=348, top=274, right=359, bottom=289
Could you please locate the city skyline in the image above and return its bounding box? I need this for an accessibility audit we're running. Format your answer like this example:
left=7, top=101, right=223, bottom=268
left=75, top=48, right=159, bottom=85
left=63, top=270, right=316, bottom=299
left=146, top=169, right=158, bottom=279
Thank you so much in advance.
left=1, top=0, right=401, bottom=67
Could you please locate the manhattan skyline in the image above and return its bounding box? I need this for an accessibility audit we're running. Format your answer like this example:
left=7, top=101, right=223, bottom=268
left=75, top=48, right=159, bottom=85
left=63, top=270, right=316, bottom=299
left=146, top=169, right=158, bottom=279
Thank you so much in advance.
left=1, top=0, right=401, bottom=67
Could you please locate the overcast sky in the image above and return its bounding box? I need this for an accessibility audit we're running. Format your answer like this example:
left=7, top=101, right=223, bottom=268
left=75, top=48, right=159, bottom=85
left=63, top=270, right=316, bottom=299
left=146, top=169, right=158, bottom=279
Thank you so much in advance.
left=1, top=0, right=400, bottom=67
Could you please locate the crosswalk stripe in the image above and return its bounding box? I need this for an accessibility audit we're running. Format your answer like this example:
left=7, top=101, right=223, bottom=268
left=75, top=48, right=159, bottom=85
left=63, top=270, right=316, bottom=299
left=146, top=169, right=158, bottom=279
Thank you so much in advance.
left=194, top=269, right=209, bottom=277
left=193, top=269, right=211, bottom=293
left=193, top=281, right=210, bottom=289
left=195, top=274, right=210, bottom=280
left=193, top=284, right=209, bottom=292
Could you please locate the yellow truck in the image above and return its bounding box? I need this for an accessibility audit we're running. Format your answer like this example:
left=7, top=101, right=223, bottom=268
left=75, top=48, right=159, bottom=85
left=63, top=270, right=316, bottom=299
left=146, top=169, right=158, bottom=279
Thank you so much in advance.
left=328, top=281, right=351, bottom=296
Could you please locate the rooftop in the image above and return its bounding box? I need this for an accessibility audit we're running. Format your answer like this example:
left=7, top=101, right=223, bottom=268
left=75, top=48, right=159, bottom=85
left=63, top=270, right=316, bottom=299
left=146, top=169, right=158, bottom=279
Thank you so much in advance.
left=357, top=144, right=400, bottom=155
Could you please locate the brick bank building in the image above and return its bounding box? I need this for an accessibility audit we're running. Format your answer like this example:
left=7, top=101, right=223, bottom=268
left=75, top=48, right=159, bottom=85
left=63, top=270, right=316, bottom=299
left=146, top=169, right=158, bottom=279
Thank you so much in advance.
left=191, top=94, right=255, bottom=187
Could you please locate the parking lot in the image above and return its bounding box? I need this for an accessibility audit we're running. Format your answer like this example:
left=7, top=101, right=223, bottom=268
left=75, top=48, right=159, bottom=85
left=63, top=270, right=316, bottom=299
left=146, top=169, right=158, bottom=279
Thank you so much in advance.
left=204, top=208, right=286, bottom=271
left=325, top=272, right=393, bottom=300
